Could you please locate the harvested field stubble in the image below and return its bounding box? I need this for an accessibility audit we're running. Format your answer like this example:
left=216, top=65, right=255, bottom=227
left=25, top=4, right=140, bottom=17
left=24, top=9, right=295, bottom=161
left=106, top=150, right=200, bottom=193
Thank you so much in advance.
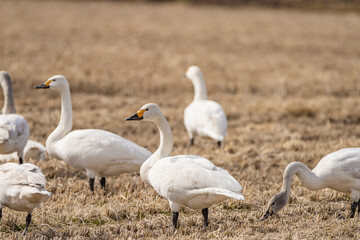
left=1, top=0, right=360, bottom=239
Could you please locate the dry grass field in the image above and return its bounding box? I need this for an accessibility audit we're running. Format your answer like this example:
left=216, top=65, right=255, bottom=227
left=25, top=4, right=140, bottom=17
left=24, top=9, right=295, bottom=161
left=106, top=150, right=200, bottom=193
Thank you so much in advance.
left=1, top=0, right=360, bottom=239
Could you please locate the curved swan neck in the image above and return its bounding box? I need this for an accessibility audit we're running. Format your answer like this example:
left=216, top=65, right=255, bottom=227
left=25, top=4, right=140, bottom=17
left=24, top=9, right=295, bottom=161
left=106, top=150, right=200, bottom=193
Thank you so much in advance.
left=1, top=78, right=16, bottom=114
left=191, top=74, right=208, bottom=101
left=47, top=87, right=73, bottom=144
left=140, top=114, right=173, bottom=183
left=281, top=162, right=323, bottom=196
left=154, top=115, right=173, bottom=158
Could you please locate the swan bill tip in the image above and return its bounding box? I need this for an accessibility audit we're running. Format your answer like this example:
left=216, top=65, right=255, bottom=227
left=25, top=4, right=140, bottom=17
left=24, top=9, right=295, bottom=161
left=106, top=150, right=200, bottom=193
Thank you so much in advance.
left=126, top=113, right=143, bottom=121
left=34, top=83, right=49, bottom=89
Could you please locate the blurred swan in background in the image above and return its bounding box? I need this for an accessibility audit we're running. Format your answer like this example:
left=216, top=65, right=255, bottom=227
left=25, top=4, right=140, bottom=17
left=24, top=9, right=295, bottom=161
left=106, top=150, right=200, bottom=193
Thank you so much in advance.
left=0, top=162, right=51, bottom=235
left=183, top=66, right=227, bottom=147
left=260, top=148, right=360, bottom=221
left=0, top=71, right=29, bottom=164
left=127, top=103, right=243, bottom=228
left=34, top=75, right=151, bottom=193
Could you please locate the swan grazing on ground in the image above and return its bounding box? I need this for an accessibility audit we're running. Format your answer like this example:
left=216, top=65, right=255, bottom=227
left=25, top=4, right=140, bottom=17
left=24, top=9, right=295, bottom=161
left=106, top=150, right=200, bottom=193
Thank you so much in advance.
left=34, top=75, right=151, bottom=192
left=0, top=162, right=51, bottom=235
left=126, top=103, right=243, bottom=228
left=260, top=148, right=360, bottom=221
left=0, top=71, right=29, bottom=164
left=183, top=66, right=228, bottom=147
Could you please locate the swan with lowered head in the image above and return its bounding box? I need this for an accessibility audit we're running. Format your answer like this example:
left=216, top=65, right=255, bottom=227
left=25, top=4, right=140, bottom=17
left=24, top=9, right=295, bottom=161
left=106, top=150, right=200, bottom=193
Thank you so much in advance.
left=0, top=71, right=29, bottom=164
left=260, top=148, right=360, bottom=221
left=0, top=162, right=51, bottom=235
left=183, top=66, right=228, bottom=147
left=126, top=103, right=243, bottom=228
left=34, top=75, right=151, bottom=192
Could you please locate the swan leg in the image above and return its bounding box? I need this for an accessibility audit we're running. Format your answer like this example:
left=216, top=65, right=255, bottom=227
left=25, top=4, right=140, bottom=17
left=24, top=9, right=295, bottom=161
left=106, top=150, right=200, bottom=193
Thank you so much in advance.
left=19, top=157, right=23, bottom=164
left=357, top=201, right=360, bottom=215
left=172, top=212, right=179, bottom=229
left=100, top=177, right=106, bottom=190
left=217, top=141, right=221, bottom=147
left=350, top=201, right=357, bottom=218
left=89, top=178, right=95, bottom=192
left=0, top=207, right=2, bottom=220
left=190, top=138, right=194, bottom=146
left=22, top=213, right=31, bottom=236
left=201, top=208, right=209, bottom=227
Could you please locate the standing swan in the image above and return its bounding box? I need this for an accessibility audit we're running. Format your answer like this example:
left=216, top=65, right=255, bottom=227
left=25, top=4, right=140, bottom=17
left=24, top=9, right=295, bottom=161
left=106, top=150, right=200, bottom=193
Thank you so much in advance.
left=0, top=162, right=51, bottom=235
left=34, top=75, right=151, bottom=192
left=0, top=71, right=29, bottom=164
left=260, top=148, right=360, bottom=221
left=126, top=103, right=243, bottom=228
left=183, top=66, right=228, bottom=147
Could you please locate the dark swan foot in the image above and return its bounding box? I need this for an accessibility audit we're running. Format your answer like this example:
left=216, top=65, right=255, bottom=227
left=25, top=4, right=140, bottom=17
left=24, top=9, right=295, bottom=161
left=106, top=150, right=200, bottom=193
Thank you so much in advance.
left=350, top=201, right=358, bottom=218
left=217, top=141, right=221, bottom=147
left=22, top=213, right=31, bottom=236
left=100, top=177, right=106, bottom=190
left=89, top=178, right=95, bottom=192
left=201, top=208, right=209, bottom=227
left=172, top=212, right=179, bottom=229
left=19, top=157, right=23, bottom=164
left=190, top=138, right=194, bottom=146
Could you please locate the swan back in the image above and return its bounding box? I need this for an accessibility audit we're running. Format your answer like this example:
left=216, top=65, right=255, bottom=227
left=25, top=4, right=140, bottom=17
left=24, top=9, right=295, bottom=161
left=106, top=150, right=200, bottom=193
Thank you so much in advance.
left=0, top=163, right=51, bottom=212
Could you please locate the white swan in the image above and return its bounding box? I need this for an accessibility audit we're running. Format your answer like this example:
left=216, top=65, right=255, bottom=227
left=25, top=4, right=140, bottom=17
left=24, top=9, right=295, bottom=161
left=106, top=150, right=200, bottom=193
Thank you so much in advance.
left=126, top=103, right=243, bottom=228
left=0, top=71, right=29, bottom=164
left=34, top=75, right=151, bottom=192
left=184, top=66, right=228, bottom=147
left=260, top=148, right=360, bottom=221
left=0, top=162, right=51, bottom=235
left=23, top=140, right=47, bottom=161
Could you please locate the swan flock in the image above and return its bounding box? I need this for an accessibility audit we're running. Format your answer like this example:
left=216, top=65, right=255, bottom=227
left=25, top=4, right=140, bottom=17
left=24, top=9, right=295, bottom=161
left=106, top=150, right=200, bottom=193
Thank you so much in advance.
left=0, top=65, right=359, bottom=235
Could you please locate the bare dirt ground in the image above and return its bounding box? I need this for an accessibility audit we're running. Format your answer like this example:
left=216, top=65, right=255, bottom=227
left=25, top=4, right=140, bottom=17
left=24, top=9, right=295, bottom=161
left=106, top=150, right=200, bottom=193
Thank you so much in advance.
left=1, top=0, right=360, bottom=239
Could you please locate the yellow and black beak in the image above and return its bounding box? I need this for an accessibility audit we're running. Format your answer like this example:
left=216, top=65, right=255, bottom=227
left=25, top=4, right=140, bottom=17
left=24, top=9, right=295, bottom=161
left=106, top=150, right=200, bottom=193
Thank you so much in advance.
left=34, top=80, right=52, bottom=89
left=126, top=109, right=146, bottom=121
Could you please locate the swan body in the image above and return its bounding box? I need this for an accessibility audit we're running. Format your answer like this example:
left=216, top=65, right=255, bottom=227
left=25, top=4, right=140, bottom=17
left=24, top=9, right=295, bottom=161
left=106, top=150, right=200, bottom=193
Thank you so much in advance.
left=184, top=66, right=227, bottom=147
left=34, top=75, right=151, bottom=192
left=126, top=103, right=243, bottom=228
left=261, top=148, right=360, bottom=221
left=0, top=162, right=51, bottom=235
left=0, top=71, right=29, bottom=164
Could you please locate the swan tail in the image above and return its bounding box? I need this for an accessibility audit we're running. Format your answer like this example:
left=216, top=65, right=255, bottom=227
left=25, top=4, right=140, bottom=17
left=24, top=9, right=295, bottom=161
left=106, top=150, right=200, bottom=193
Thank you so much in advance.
left=191, top=187, right=244, bottom=200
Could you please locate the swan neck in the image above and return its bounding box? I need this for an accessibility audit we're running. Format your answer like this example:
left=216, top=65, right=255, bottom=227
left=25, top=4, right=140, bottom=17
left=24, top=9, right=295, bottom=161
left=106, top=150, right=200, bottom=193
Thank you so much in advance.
left=140, top=115, right=173, bottom=183
left=282, top=162, right=323, bottom=195
left=191, top=75, right=207, bottom=101
left=47, top=87, right=73, bottom=143
left=1, top=79, right=16, bottom=114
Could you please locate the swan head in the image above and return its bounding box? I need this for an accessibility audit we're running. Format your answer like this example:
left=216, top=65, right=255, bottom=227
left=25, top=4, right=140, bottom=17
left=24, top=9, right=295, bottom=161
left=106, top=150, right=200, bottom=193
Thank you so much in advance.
left=34, top=75, right=69, bottom=91
left=260, top=192, right=288, bottom=221
left=0, top=71, right=11, bottom=86
left=184, top=65, right=204, bottom=82
left=126, top=103, right=163, bottom=122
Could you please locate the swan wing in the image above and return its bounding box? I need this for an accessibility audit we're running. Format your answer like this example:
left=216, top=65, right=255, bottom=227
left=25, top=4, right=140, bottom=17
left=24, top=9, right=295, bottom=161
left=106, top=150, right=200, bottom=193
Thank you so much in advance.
left=184, top=100, right=227, bottom=141
left=0, top=163, right=47, bottom=188
left=148, top=155, right=243, bottom=202
left=55, top=129, right=151, bottom=171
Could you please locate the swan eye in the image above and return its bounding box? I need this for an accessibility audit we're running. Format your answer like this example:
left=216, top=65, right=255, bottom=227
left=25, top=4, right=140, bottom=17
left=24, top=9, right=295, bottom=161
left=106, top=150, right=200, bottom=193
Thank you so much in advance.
left=146, top=108, right=149, bottom=111
left=272, top=202, right=275, bottom=206
left=53, top=79, right=56, bottom=82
